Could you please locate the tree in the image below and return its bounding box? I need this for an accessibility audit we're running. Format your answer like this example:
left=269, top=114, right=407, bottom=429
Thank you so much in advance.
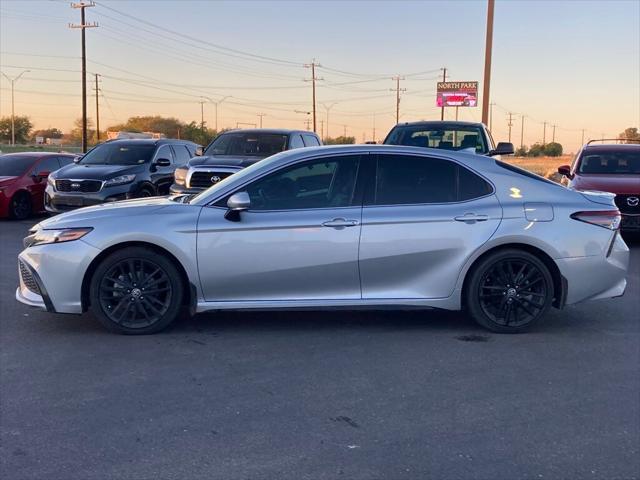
left=515, top=146, right=528, bottom=157
left=528, top=143, right=545, bottom=157
left=66, top=118, right=96, bottom=146
left=618, top=127, right=640, bottom=143
left=543, top=142, right=563, bottom=157
left=115, top=116, right=183, bottom=138
left=0, top=115, right=33, bottom=143
left=180, top=121, right=216, bottom=145
left=323, top=136, right=355, bottom=145
left=31, top=128, right=63, bottom=141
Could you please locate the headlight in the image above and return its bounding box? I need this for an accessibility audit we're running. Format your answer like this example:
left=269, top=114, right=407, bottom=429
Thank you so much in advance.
left=174, top=167, right=187, bottom=185
left=104, top=174, right=136, bottom=187
left=47, top=176, right=55, bottom=189
left=23, top=227, right=93, bottom=248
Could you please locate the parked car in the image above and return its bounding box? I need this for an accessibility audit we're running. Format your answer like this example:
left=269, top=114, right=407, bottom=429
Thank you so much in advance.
left=383, top=121, right=514, bottom=157
left=45, top=139, right=200, bottom=213
left=170, top=129, right=322, bottom=195
left=17, top=145, right=629, bottom=335
left=558, top=141, right=640, bottom=233
left=0, top=152, right=76, bottom=219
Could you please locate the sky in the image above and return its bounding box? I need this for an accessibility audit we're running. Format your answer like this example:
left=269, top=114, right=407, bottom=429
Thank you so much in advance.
left=1, top=0, right=639, bottom=152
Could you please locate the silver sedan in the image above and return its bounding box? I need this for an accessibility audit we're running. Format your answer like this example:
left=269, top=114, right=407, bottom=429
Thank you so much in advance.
left=16, top=145, right=629, bottom=334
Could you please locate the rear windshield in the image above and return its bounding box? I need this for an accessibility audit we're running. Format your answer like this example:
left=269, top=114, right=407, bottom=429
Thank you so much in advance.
left=204, top=133, right=288, bottom=157
left=384, top=124, right=489, bottom=154
left=0, top=155, right=36, bottom=177
left=80, top=143, right=156, bottom=165
left=579, top=150, right=640, bottom=174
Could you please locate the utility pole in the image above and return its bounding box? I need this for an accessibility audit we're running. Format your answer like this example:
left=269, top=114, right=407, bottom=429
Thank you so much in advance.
left=304, top=60, right=322, bottom=133
left=581, top=129, right=585, bottom=145
left=94, top=73, right=100, bottom=142
left=304, top=118, right=311, bottom=131
left=1, top=70, right=29, bottom=145
left=507, top=112, right=514, bottom=143
left=520, top=114, right=525, bottom=150
left=257, top=113, right=266, bottom=128
left=199, top=100, right=205, bottom=130
left=440, top=67, right=447, bottom=121
left=343, top=125, right=347, bottom=137
left=481, top=0, right=495, bottom=125
left=391, top=75, right=406, bottom=124
left=489, top=102, right=495, bottom=131
left=70, top=1, right=97, bottom=153
left=542, top=121, right=547, bottom=145
left=320, top=119, right=324, bottom=140
left=321, top=102, right=337, bottom=140
left=552, top=124, right=557, bottom=143
left=372, top=113, right=376, bottom=143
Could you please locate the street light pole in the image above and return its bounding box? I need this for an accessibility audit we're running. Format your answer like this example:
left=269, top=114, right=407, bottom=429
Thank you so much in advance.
left=1, top=70, right=30, bottom=145
left=213, top=96, right=231, bottom=132
left=321, top=102, right=337, bottom=140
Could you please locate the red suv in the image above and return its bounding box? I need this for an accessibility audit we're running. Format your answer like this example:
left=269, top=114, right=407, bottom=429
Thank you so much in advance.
left=558, top=141, right=640, bottom=233
left=0, top=152, right=77, bottom=219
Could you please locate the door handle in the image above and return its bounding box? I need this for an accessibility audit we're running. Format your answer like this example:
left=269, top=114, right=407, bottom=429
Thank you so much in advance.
left=322, top=218, right=359, bottom=228
left=454, top=213, right=489, bottom=224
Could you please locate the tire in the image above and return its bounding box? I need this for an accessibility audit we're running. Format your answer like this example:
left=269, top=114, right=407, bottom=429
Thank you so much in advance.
left=465, top=249, right=554, bottom=333
left=89, top=247, right=184, bottom=334
left=135, top=186, right=154, bottom=198
left=9, top=192, right=32, bottom=220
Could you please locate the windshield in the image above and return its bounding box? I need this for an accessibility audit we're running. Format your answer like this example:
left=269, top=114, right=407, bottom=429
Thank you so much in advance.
left=579, top=151, right=640, bottom=174
left=204, top=133, right=288, bottom=157
left=80, top=143, right=156, bottom=165
left=0, top=155, right=36, bottom=177
left=385, top=125, right=489, bottom=154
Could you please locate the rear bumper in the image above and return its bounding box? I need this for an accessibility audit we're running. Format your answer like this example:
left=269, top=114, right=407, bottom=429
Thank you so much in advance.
left=557, top=232, right=629, bottom=304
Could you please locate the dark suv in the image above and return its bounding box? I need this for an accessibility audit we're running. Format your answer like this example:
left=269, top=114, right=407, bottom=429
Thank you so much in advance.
left=558, top=141, right=640, bottom=232
left=383, top=121, right=514, bottom=157
left=45, top=139, right=199, bottom=213
left=170, top=129, right=322, bottom=195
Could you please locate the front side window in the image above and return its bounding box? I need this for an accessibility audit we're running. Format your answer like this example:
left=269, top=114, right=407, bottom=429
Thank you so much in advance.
left=204, top=133, right=288, bottom=156
left=373, top=155, right=492, bottom=205
left=34, top=157, right=61, bottom=175
left=578, top=150, right=640, bottom=174
left=172, top=145, right=192, bottom=164
left=385, top=124, right=489, bottom=154
left=154, top=145, right=174, bottom=164
left=80, top=143, right=156, bottom=166
left=245, top=156, right=360, bottom=210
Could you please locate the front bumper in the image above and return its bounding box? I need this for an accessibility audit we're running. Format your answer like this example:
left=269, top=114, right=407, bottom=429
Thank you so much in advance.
left=16, top=239, right=102, bottom=314
left=557, top=232, right=630, bottom=305
left=44, top=183, right=134, bottom=213
left=169, top=183, right=204, bottom=195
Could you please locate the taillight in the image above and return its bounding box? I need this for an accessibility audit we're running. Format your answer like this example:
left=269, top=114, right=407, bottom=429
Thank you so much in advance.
left=570, top=210, right=621, bottom=230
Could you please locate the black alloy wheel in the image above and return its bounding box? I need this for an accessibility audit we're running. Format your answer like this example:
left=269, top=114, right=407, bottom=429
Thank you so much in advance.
left=466, top=249, right=554, bottom=333
left=10, top=193, right=32, bottom=220
left=90, top=247, right=183, bottom=334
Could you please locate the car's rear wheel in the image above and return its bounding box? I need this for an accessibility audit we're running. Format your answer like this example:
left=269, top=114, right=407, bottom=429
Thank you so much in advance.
left=89, top=247, right=183, bottom=334
left=9, top=192, right=32, bottom=220
left=465, top=249, right=554, bottom=333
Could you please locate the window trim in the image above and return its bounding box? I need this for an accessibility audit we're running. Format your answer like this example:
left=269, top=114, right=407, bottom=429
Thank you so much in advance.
left=211, top=153, right=367, bottom=212
left=364, top=153, right=495, bottom=208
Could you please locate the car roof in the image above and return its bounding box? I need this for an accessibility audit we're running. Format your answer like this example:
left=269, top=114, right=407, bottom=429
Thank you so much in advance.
left=220, top=128, right=318, bottom=136
left=391, top=120, right=487, bottom=128
left=582, top=144, right=640, bottom=154
left=0, top=151, right=76, bottom=159
left=103, top=138, right=197, bottom=146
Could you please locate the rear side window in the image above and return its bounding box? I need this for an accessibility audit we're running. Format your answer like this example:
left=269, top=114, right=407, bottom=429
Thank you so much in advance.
left=373, top=154, right=492, bottom=205
left=58, top=156, right=75, bottom=167
left=302, top=134, right=321, bottom=147
left=289, top=135, right=304, bottom=149
left=172, top=145, right=192, bottom=165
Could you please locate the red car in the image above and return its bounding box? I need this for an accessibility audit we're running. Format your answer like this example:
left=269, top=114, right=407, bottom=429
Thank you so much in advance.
left=0, top=152, right=77, bottom=219
left=558, top=141, right=640, bottom=233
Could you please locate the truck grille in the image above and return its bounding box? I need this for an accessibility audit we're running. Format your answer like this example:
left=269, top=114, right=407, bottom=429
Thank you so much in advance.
left=614, top=194, right=640, bottom=215
left=55, top=179, right=102, bottom=193
left=19, top=260, right=41, bottom=295
left=188, top=171, right=233, bottom=189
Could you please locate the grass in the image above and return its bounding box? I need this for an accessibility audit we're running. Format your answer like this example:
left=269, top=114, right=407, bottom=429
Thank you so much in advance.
left=0, top=144, right=83, bottom=154
left=502, top=155, right=572, bottom=182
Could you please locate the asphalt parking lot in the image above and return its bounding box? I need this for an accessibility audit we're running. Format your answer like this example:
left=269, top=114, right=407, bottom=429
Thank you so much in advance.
left=1, top=216, right=638, bottom=480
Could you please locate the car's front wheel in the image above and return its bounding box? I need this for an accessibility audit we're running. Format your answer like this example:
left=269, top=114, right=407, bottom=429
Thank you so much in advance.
left=89, top=247, right=183, bottom=334
left=9, top=192, right=32, bottom=220
left=465, top=249, right=554, bottom=333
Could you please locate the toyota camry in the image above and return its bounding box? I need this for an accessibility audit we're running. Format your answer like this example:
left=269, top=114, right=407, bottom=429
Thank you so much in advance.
left=16, top=145, right=629, bottom=334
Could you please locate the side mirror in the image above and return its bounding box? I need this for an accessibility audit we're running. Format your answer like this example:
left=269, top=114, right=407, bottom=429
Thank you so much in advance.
left=195, top=146, right=204, bottom=156
left=557, top=165, right=573, bottom=178
left=155, top=158, right=171, bottom=167
left=224, top=191, right=250, bottom=221
left=32, top=171, right=50, bottom=182
left=73, top=156, right=82, bottom=163
left=488, top=142, right=515, bottom=156
left=37, top=170, right=51, bottom=179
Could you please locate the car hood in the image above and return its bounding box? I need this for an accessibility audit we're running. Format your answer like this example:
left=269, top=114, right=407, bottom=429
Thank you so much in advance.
left=36, top=197, right=183, bottom=229
left=572, top=174, right=640, bottom=195
left=187, top=155, right=264, bottom=168
left=0, top=176, right=19, bottom=186
left=53, top=163, right=143, bottom=180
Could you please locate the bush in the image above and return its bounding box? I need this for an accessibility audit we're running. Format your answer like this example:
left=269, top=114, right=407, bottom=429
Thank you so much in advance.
left=543, top=142, right=563, bottom=157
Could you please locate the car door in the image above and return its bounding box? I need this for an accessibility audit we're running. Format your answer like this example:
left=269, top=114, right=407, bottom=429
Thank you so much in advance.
left=150, top=144, right=175, bottom=193
left=359, top=153, right=502, bottom=299
left=196, top=154, right=364, bottom=302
